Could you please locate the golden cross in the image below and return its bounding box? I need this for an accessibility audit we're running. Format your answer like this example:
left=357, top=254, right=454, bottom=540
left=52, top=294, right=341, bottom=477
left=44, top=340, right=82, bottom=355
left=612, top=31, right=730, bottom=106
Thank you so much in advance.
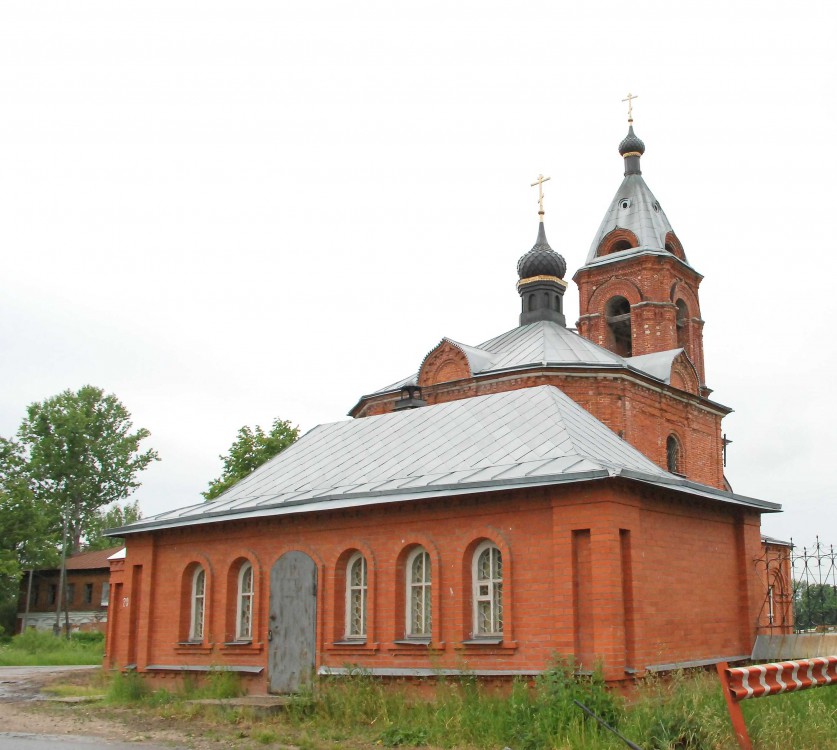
left=530, top=173, right=551, bottom=214
left=622, top=92, right=638, bottom=123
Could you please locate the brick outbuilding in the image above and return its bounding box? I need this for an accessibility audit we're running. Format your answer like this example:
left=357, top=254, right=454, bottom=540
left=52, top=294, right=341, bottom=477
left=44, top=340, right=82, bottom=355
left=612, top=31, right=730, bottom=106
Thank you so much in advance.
left=17, top=546, right=121, bottom=634
left=106, top=121, right=782, bottom=693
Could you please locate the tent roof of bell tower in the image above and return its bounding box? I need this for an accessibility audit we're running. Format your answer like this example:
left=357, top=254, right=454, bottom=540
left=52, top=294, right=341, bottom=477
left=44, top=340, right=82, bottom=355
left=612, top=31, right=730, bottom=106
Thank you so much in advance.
left=581, top=125, right=695, bottom=270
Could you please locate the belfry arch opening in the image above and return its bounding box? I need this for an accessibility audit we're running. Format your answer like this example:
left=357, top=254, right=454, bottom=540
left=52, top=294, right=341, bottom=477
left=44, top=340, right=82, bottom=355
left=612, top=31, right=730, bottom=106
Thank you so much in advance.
left=675, top=299, right=689, bottom=349
left=605, top=296, right=632, bottom=357
left=597, top=229, right=639, bottom=258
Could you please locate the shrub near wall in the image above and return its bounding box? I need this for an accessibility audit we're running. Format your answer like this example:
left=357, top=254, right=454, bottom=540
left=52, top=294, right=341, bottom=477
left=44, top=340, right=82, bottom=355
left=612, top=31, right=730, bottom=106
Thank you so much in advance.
left=0, top=629, right=104, bottom=666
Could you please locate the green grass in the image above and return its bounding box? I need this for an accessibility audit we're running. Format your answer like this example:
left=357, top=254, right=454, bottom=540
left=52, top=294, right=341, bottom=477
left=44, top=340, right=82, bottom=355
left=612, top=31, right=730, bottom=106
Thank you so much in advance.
left=0, top=629, right=104, bottom=666
left=105, top=666, right=244, bottom=707
left=94, top=660, right=837, bottom=749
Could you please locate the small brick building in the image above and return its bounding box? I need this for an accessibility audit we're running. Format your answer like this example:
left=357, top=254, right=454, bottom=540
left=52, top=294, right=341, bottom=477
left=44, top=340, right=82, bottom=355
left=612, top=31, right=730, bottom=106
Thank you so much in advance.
left=17, top=546, right=121, bottom=633
left=106, top=123, right=782, bottom=693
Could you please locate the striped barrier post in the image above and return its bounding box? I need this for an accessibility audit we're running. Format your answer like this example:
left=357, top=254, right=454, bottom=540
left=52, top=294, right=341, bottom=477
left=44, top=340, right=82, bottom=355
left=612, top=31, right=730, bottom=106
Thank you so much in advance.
left=717, top=656, right=837, bottom=750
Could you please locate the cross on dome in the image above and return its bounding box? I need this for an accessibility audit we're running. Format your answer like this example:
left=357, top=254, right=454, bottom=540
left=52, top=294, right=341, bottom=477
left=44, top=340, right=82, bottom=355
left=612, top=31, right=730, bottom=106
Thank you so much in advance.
left=530, top=173, right=551, bottom=218
left=622, top=92, right=638, bottom=123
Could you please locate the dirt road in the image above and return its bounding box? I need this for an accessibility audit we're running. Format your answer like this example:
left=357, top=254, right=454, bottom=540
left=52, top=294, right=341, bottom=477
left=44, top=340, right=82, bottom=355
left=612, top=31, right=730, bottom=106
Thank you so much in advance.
left=0, top=666, right=188, bottom=749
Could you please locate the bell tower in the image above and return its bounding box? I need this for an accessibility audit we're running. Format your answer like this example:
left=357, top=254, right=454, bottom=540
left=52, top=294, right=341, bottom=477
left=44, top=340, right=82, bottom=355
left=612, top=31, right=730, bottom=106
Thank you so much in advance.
left=573, top=112, right=707, bottom=392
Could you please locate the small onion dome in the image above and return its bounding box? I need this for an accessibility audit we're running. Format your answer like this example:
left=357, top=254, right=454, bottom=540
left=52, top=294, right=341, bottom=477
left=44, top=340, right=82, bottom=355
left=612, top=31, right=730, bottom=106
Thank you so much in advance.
left=517, top=222, right=567, bottom=280
left=618, top=125, right=645, bottom=156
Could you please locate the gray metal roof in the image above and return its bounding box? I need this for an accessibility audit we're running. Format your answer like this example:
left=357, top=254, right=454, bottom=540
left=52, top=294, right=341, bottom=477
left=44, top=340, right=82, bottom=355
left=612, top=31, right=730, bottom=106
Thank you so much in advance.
left=624, top=349, right=684, bottom=384
left=113, top=386, right=778, bottom=536
left=584, top=173, right=691, bottom=267
left=370, top=321, right=686, bottom=396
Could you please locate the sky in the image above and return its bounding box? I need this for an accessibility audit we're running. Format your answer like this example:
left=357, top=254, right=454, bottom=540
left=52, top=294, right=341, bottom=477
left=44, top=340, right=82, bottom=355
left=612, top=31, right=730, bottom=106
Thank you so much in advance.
left=1, top=1, right=835, bottom=546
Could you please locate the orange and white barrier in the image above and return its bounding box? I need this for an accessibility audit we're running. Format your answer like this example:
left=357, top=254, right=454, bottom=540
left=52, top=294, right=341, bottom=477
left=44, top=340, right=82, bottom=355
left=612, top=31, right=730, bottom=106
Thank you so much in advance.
left=717, top=657, right=837, bottom=750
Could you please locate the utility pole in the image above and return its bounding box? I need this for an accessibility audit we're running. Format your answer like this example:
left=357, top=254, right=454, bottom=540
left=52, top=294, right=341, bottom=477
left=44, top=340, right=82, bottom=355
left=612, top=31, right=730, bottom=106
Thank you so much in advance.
left=53, top=500, right=69, bottom=637
left=22, top=569, right=34, bottom=631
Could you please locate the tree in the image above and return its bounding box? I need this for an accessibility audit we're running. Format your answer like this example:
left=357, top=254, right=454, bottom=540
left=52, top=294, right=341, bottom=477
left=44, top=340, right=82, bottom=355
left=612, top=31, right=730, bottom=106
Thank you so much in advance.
left=0, top=437, right=59, bottom=634
left=794, top=581, right=837, bottom=631
left=15, top=385, right=158, bottom=554
left=203, top=417, right=299, bottom=500
left=85, top=499, right=143, bottom=551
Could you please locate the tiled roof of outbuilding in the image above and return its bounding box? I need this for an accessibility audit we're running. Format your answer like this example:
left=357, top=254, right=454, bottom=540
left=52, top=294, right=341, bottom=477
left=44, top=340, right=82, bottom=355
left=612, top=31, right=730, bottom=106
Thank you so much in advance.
left=64, top=547, right=123, bottom=570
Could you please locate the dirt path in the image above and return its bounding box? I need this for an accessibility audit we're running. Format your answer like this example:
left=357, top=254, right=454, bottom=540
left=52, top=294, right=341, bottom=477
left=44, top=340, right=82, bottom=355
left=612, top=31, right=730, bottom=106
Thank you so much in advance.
left=0, top=667, right=195, bottom=748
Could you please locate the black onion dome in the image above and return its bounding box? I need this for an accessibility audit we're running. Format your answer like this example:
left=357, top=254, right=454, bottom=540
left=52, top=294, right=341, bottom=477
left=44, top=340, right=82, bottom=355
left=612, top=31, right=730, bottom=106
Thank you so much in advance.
left=517, top=222, right=567, bottom=280
left=618, top=125, right=645, bottom=156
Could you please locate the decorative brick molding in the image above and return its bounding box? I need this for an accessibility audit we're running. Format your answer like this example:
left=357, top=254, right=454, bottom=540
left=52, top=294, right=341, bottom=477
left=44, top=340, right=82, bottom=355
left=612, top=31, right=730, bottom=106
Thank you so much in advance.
left=418, top=340, right=471, bottom=387
left=596, top=228, right=640, bottom=257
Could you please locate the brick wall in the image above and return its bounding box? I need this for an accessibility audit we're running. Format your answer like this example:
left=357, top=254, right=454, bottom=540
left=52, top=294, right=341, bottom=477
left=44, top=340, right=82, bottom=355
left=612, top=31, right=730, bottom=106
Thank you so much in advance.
left=106, top=481, right=764, bottom=690
left=18, top=568, right=111, bottom=634
left=574, top=252, right=707, bottom=386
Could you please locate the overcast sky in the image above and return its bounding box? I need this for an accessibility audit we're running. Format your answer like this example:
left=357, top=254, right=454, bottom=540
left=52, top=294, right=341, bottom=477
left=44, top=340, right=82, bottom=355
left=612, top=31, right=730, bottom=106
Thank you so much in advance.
left=1, top=1, right=835, bottom=546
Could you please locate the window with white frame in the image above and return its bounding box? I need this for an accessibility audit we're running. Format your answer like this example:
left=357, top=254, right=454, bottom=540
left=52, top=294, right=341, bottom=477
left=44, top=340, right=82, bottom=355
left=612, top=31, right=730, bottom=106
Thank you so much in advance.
left=406, top=547, right=431, bottom=638
left=236, top=562, right=254, bottom=641
left=345, top=552, right=367, bottom=639
left=472, top=541, right=503, bottom=637
left=190, top=566, right=206, bottom=641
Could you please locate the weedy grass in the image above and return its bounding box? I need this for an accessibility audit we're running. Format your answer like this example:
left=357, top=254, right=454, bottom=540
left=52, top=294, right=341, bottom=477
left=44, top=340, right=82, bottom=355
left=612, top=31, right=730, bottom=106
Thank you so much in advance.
left=97, top=661, right=837, bottom=749
left=0, top=629, right=104, bottom=666
left=105, top=667, right=244, bottom=707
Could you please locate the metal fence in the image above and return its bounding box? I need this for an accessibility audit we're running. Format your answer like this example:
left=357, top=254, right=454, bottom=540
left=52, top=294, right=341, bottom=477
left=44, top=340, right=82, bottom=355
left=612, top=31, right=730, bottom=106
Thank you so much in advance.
left=792, top=539, right=837, bottom=632
left=755, top=538, right=837, bottom=633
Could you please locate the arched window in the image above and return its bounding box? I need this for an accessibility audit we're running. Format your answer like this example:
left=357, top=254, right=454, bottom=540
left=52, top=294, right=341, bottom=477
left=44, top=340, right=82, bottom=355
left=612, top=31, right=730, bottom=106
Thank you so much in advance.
left=666, top=434, right=682, bottom=474
left=236, top=562, right=254, bottom=641
left=527, top=294, right=535, bottom=312
left=406, top=547, right=431, bottom=638
left=606, top=296, right=632, bottom=357
left=675, top=299, right=689, bottom=350
left=190, top=566, right=206, bottom=641
left=345, top=552, right=367, bottom=639
left=472, top=541, right=503, bottom=637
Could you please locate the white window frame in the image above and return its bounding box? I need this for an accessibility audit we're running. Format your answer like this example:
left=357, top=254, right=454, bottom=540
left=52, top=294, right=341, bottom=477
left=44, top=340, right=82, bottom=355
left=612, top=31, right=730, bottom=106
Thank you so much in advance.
left=405, top=547, right=431, bottom=638
left=472, top=541, right=503, bottom=638
left=345, top=552, right=367, bottom=640
left=190, top=566, right=206, bottom=641
left=235, top=562, right=254, bottom=641
left=100, top=582, right=110, bottom=607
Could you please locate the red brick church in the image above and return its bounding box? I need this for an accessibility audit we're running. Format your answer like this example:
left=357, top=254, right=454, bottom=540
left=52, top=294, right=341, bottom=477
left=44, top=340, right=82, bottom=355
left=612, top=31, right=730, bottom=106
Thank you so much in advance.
left=105, top=119, right=781, bottom=693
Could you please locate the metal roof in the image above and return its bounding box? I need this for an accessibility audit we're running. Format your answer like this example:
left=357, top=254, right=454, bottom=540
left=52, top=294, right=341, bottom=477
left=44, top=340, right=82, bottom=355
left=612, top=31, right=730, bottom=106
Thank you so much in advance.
left=625, top=349, right=684, bottom=384
left=370, top=321, right=688, bottom=397
left=113, top=386, right=778, bottom=536
left=584, top=172, right=690, bottom=266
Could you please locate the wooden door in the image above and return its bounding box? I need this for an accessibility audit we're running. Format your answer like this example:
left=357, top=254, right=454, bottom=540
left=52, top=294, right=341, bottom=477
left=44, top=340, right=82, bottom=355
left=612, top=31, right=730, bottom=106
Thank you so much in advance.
left=268, top=551, right=317, bottom=693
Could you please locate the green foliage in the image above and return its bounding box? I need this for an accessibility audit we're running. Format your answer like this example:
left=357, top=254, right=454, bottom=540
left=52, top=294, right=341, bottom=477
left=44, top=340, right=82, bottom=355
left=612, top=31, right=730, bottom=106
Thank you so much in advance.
left=106, top=670, right=149, bottom=703
left=0, top=628, right=104, bottom=666
left=190, top=669, right=245, bottom=699
left=0, top=437, right=58, bottom=629
left=76, top=666, right=837, bottom=750
left=85, top=499, right=143, bottom=550
left=203, top=417, right=299, bottom=500
left=14, top=385, right=158, bottom=553
left=794, top=581, right=837, bottom=630
left=253, top=728, right=279, bottom=745
left=308, top=660, right=621, bottom=750
left=379, top=725, right=429, bottom=747
left=70, top=630, right=105, bottom=645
